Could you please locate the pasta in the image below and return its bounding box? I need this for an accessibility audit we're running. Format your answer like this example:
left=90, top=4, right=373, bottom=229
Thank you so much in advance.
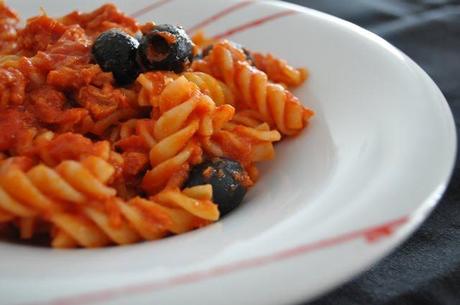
left=183, top=72, right=235, bottom=106
left=0, top=3, right=314, bottom=248
left=0, top=156, right=215, bottom=247
left=193, top=40, right=314, bottom=135
left=251, top=52, right=308, bottom=88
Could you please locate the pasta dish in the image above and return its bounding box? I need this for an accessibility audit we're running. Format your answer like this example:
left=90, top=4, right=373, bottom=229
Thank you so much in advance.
left=0, top=3, right=313, bottom=248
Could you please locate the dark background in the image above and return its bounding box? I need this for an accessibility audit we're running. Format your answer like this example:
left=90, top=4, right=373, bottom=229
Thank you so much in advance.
left=281, top=1, right=460, bottom=305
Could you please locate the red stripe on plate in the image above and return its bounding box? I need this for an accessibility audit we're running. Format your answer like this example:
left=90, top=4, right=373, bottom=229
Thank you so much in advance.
left=187, top=0, right=255, bottom=33
left=27, top=216, right=409, bottom=305
left=130, top=0, right=173, bottom=18
left=212, top=9, right=298, bottom=40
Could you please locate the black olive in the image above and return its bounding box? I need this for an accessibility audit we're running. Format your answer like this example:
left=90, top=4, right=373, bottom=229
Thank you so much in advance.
left=198, top=42, right=254, bottom=64
left=92, top=29, right=140, bottom=85
left=185, top=157, right=249, bottom=216
left=137, top=24, right=194, bottom=73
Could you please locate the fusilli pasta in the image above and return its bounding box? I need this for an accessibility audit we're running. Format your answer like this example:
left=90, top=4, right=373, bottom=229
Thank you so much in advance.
left=252, top=52, right=308, bottom=87
left=0, top=156, right=217, bottom=247
left=0, top=3, right=313, bottom=248
left=193, top=40, right=314, bottom=135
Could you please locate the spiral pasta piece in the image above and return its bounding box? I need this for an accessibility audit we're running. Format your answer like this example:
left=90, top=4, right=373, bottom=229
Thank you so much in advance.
left=141, top=76, right=236, bottom=194
left=193, top=40, right=314, bottom=135
left=182, top=72, right=234, bottom=106
left=252, top=52, right=308, bottom=87
left=137, top=71, right=235, bottom=107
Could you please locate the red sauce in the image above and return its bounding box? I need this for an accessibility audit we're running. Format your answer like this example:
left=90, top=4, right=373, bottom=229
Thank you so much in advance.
left=0, top=4, right=141, bottom=163
left=42, top=133, right=106, bottom=164
left=17, top=15, right=67, bottom=57
left=60, top=4, right=139, bottom=37
left=122, top=152, right=149, bottom=177
left=0, top=109, right=36, bottom=153
left=115, top=135, right=150, bottom=153
left=212, top=131, right=253, bottom=166
left=29, top=86, right=88, bottom=125
left=0, top=67, right=26, bottom=106
left=0, top=2, right=19, bottom=55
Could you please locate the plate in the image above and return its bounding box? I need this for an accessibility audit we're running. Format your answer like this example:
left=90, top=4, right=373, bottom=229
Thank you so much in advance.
left=0, top=0, right=456, bottom=305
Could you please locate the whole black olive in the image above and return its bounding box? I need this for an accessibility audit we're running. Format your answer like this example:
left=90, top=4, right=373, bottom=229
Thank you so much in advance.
left=198, top=42, right=254, bottom=64
left=185, top=157, right=250, bottom=216
left=137, top=24, right=194, bottom=73
left=92, top=29, right=140, bottom=85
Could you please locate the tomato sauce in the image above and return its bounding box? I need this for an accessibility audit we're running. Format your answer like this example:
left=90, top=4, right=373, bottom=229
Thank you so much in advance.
left=42, top=133, right=106, bottom=164
left=0, top=4, right=140, bottom=158
left=0, top=109, right=36, bottom=153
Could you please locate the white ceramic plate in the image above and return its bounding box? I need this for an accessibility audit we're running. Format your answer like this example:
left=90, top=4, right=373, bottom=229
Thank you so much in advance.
left=0, top=1, right=456, bottom=305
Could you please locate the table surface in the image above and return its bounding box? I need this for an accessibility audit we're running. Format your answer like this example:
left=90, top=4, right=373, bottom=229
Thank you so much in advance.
left=282, top=1, right=460, bottom=305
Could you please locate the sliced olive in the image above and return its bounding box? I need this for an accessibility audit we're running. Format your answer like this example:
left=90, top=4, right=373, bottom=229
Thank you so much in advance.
left=137, top=24, right=194, bottom=73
